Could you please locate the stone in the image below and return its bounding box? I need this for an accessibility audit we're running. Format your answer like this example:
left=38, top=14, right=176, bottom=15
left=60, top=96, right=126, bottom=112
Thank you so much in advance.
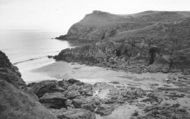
left=57, top=109, right=96, bottom=119
left=39, top=92, right=67, bottom=109
left=0, top=51, right=56, bottom=119
left=28, top=80, right=64, bottom=98
left=95, top=104, right=114, bottom=116
left=72, top=97, right=101, bottom=112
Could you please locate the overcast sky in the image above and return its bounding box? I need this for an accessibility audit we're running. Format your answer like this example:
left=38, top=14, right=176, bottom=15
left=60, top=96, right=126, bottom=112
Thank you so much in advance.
left=0, top=0, right=190, bottom=33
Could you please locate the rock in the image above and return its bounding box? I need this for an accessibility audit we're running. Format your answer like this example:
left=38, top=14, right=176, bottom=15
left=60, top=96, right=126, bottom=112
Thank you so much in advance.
left=79, top=83, right=93, bottom=96
left=57, top=109, right=96, bottom=119
left=65, top=99, right=74, bottom=108
left=0, top=51, right=25, bottom=89
left=72, top=98, right=86, bottom=108
left=0, top=51, right=21, bottom=77
left=72, top=97, right=101, bottom=111
left=55, top=11, right=190, bottom=74
left=39, top=92, right=67, bottom=109
left=95, top=104, right=114, bottom=116
left=0, top=51, right=57, bottom=119
left=93, top=82, right=121, bottom=103
left=121, top=87, right=146, bottom=100
left=65, top=82, right=93, bottom=99
left=138, top=104, right=190, bottom=119
left=68, top=78, right=83, bottom=84
left=61, top=11, right=189, bottom=42
left=28, top=80, right=64, bottom=97
left=58, top=79, right=71, bottom=90
left=65, top=88, right=81, bottom=99
left=0, top=80, right=57, bottom=119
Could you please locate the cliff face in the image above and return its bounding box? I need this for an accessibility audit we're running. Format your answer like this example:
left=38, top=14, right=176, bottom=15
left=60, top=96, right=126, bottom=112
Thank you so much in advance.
left=56, top=11, right=190, bottom=74
left=0, top=51, right=25, bottom=89
left=57, top=10, right=190, bottom=42
left=0, top=51, right=56, bottom=119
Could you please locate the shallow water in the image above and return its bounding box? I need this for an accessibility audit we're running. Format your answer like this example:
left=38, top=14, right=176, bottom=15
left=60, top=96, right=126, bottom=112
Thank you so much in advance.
left=0, top=29, right=70, bottom=83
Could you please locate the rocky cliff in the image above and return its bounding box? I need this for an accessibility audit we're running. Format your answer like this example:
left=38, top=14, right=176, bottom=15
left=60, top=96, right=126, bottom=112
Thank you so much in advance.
left=55, top=11, right=190, bottom=74
left=0, top=51, right=98, bottom=119
left=57, top=10, right=190, bottom=42
left=0, top=51, right=57, bottom=119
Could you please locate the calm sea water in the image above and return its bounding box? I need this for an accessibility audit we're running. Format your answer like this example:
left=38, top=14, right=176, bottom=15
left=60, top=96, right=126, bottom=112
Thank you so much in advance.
left=0, top=30, right=70, bottom=83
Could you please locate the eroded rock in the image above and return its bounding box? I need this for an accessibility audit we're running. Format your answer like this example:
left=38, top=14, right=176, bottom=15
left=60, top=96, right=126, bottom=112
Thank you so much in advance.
left=57, top=108, right=96, bottom=119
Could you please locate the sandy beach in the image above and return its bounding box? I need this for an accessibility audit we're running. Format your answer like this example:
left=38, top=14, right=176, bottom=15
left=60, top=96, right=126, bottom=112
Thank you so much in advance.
left=33, top=61, right=170, bottom=90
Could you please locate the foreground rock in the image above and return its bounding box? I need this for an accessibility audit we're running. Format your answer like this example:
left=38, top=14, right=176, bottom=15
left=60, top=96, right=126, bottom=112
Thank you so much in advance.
left=0, top=51, right=56, bottom=119
left=52, top=108, right=96, bottom=119
left=28, top=73, right=190, bottom=119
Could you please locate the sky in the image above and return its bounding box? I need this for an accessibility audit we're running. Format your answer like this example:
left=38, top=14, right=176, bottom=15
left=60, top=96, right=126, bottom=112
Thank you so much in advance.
left=0, top=0, right=190, bottom=33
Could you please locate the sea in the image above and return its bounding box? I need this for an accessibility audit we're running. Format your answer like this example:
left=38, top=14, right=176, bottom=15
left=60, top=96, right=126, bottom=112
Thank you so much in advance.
left=0, top=29, right=70, bottom=83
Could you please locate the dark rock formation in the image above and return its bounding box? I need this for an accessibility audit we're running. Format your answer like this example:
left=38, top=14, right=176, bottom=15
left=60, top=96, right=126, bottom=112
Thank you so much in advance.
left=0, top=51, right=24, bottom=89
left=27, top=74, right=190, bottom=119
left=0, top=51, right=57, bottom=119
left=55, top=11, right=190, bottom=74
left=39, top=92, right=67, bottom=109
left=95, top=104, right=114, bottom=116
left=137, top=104, right=190, bottom=119
left=55, top=108, right=96, bottom=119
left=27, top=80, right=63, bottom=98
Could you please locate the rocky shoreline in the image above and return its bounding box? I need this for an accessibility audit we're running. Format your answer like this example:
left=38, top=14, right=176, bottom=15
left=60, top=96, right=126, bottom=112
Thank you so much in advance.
left=1, top=10, right=190, bottom=119
left=52, top=10, right=190, bottom=118
left=55, top=11, right=190, bottom=75
left=54, top=41, right=189, bottom=75
left=1, top=50, right=190, bottom=119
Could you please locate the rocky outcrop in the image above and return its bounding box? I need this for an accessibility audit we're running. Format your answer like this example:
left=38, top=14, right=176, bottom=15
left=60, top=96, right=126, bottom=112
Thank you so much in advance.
left=27, top=74, right=190, bottom=119
left=57, top=10, right=190, bottom=43
left=0, top=51, right=24, bottom=89
left=55, top=17, right=190, bottom=74
left=56, top=11, right=190, bottom=74
left=137, top=104, right=190, bottom=119
left=51, top=108, right=96, bottom=119
left=0, top=51, right=57, bottom=119
left=27, top=79, right=147, bottom=117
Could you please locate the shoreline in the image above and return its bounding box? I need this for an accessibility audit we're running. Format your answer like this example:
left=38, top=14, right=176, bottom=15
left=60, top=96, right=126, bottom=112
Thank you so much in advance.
left=29, top=60, right=190, bottom=119
left=32, top=61, right=172, bottom=89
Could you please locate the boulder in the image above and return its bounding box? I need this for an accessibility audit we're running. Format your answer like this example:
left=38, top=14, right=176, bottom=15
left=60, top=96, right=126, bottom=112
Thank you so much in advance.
left=95, top=104, right=114, bottom=116
left=72, top=97, right=101, bottom=111
left=138, top=104, right=190, bottom=119
left=0, top=80, right=57, bottom=119
left=28, top=80, right=64, bottom=97
left=57, top=109, right=96, bottom=119
left=39, top=92, right=67, bottom=109
left=65, top=82, right=93, bottom=99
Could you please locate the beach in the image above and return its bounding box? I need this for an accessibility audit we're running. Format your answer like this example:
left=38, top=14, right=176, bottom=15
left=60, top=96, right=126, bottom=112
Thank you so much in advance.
left=30, top=60, right=190, bottom=119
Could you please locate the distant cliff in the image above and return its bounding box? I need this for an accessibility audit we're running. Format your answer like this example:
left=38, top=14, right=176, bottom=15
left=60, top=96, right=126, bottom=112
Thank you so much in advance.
left=56, top=11, right=190, bottom=74
left=57, top=10, right=190, bottom=42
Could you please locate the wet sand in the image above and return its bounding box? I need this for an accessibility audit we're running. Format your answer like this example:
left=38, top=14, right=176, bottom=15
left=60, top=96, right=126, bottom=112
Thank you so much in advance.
left=33, top=61, right=168, bottom=88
